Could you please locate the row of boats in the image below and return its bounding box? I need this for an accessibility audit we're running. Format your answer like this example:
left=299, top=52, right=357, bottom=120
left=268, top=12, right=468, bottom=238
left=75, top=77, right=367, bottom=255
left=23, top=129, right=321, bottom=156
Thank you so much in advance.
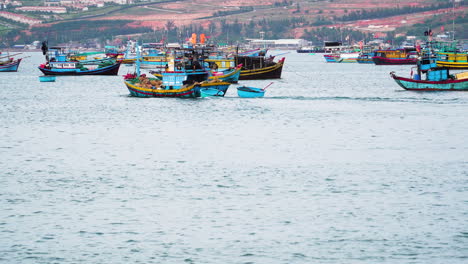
left=0, top=42, right=286, bottom=98
left=2, top=39, right=468, bottom=93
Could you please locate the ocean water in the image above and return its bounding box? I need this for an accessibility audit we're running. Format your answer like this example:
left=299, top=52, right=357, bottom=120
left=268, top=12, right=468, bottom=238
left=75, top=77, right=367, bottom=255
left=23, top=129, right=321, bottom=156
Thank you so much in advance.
left=1, top=52, right=467, bottom=264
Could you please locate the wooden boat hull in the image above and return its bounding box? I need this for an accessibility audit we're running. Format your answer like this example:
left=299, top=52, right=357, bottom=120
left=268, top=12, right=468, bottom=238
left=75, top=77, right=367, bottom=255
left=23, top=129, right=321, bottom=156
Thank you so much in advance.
left=124, top=80, right=230, bottom=98
left=239, top=58, right=285, bottom=80
left=237, top=86, right=265, bottom=98
left=373, top=56, right=417, bottom=65
left=0, top=58, right=21, bottom=72
left=38, top=62, right=121, bottom=76
left=390, top=72, right=468, bottom=91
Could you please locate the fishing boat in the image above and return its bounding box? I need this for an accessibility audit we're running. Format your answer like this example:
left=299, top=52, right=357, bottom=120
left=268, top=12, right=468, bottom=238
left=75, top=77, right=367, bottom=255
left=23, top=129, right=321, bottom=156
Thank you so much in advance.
left=124, top=73, right=230, bottom=98
left=235, top=55, right=285, bottom=80
left=39, top=75, right=56, bottom=82
left=39, top=59, right=121, bottom=76
left=372, top=48, right=418, bottom=65
left=124, top=44, right=230, bottom=98
left=390, top=44, right=468, bottom=91
left=0, top=58, right=22, bottom=72
left=38, top=43, right=121, bottom=76
left=337, top=52, right=360, bottom=63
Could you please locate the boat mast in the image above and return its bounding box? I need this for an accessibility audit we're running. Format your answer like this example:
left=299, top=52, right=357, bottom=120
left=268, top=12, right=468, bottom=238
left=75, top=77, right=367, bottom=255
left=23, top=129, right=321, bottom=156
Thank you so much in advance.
left=452, top=0, right=455, bottom=41
left=136, top=41, right=141, bottom=77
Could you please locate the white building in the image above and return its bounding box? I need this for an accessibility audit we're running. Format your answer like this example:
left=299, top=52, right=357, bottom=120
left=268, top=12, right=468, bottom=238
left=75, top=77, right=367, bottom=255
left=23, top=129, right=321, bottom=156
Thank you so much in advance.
left=0, top=11, right=42, bottom=25
left=248, top=39, right=308, bottom=49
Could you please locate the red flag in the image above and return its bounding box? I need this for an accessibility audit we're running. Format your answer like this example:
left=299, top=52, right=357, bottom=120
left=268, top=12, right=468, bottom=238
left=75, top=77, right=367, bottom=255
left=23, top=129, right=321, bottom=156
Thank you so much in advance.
left=441, top=26, right=445, bottom=32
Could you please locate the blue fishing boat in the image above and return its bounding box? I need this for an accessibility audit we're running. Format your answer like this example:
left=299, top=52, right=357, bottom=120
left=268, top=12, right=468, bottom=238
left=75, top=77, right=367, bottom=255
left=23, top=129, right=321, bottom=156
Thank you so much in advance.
left=38, top=42, right=121, bottom=76
left=390, top=43, right=468, bottom=91
left=39, top=75, right=56, bottom=82
left=38, top=60, right=121, bottom=76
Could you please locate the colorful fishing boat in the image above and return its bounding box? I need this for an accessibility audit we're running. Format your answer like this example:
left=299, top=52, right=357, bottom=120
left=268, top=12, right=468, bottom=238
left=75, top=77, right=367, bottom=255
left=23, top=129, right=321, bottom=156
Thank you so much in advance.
left=38, top=60, right=121, bottom=76
left=38, top=44, right=121, bottom=76
left=0, top=58, right=21, bottom=72
left=124, top=73, right=230, bottom=98
left=235, top=56, right=285, bottom=80
left=390, top=45, right=468, bottom=91
left=372, top=48, right=418, bottom=65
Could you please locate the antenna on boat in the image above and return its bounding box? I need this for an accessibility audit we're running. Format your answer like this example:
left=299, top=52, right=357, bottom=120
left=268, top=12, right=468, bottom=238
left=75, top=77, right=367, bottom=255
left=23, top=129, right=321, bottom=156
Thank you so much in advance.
left=136, top=40, right=141, bottom=77
left=452, top=0, right=456, bottom=41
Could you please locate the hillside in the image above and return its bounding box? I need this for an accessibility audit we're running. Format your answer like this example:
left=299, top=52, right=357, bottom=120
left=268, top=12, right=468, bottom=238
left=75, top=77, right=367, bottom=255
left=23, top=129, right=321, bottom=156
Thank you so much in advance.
left=1, top=0, right=467, bottom=46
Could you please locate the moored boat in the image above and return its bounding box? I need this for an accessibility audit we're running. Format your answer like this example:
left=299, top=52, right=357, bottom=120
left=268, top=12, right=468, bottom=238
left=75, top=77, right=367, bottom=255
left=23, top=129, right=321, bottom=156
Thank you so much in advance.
left=372, top=48, right=418, bottom=65
left=235, top=56, right=285, bottom=80
left=390, top=44, right=468, bottom=91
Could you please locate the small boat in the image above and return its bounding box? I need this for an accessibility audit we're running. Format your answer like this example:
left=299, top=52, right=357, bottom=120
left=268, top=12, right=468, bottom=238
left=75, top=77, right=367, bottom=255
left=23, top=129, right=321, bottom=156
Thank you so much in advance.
left=39, top=75, right=56, bottom=82
left=390, top=43, right=468, bottom=91
left=237, top=82, right=273, bottom=98
left=200, top=87, right=225, bottom=97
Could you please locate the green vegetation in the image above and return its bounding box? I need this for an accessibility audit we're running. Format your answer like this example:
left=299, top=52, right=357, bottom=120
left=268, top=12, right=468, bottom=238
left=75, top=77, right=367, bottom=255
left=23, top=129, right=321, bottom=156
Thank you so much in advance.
left=338, top=1, right=458, bottom=22
left=401, top=12, right=468, bottom=39
left=2, top=20, right=152, bottom=45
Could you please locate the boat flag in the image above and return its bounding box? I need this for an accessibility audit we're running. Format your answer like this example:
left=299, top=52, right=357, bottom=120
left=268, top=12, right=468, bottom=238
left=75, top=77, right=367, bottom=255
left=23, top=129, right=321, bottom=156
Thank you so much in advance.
left=200, top=33, right=206, bottom=44
left=191, top=33, right=197, bottom=44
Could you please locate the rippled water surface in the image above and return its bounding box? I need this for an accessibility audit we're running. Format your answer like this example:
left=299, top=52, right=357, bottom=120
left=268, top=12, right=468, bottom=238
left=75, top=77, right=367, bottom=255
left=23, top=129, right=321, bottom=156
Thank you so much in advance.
left=1, top=52, right=467, bottom=263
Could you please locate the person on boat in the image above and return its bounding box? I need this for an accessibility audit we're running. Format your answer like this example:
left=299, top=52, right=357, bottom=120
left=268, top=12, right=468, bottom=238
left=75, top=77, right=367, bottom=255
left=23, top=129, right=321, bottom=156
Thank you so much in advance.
left=192, top=60, right=202, bottom=70
left=210, top=62, right=218, bottom=71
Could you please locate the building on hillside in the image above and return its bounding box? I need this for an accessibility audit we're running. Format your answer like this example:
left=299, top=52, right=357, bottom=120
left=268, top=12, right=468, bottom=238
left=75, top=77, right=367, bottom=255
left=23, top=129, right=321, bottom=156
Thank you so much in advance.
left=44, top=0, right=60, bottom=6
left=247, top=39, right=308, bottom=50
left=0, top=11, right=42, bottom=25
left=16, top=6, right=67, bottom=13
